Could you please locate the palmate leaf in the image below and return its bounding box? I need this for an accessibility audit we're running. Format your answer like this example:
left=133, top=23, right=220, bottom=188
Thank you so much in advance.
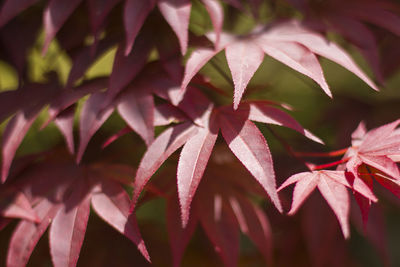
left=182, top=19, right=378, bottom=109
left=279, top=170, right=377, bottom=238
left=5, top=153, right=150, bottom=266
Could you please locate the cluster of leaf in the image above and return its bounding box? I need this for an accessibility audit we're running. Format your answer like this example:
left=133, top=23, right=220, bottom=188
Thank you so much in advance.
left=1, top=0, right=400, bottom=266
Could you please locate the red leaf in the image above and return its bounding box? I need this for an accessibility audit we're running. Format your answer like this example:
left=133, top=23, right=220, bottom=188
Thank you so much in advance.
left=54, top=106, right=76, bottom=154
left=201, top=0, right=224, bottom=48
left=66, top=40, right=115, bottom=87
left=0, top=189, right=39, bottom=222
left=91, top=179, right=150, bottom=261
left=49, top=179, right=91, bottom=267
left=7, top=199, right=62, bottom=267
left=77, top=92, right=114, bottom=163
left=177, top=110, right=218, bottom=227
left=2, top=108, right=41, bottom=182
left=46, top=78, right=107, bottom=125
left=166, top=193, right=198, bottom=267
left=244, top=101, right=323, bottom=143
left=117, top=85, right=154, bottom=146
left=318, top=176, right=350, bottom=238
left=225, top=41, right=264, bottom=109
left=158, top=0, right=192, bottom=55
left=154, top=104, right=187, bottom=126
left=107, top=34, right=153, bottom=103
left=131, top=122, right=198, bottom=210
left=229, top=196, right=273, bottom=265
left=0, top=0, right=39, bottom=27
left=43, top=0, right=84, bottom=54
left=263, top=20, right=378, bottom=91
left=197, top=193, right=239, bottom=267
left=88, top=0, right=121, bottom=35
left=181, top=48, right=219, bottom=93
left=219, top=113, right=283, bottom=212
left=124, top=0, right=156, bottom=55
left=255, top=40, right=331, bottom=97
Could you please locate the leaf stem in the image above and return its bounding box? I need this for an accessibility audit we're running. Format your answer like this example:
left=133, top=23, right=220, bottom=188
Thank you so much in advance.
left=311, top=158, right=350, bottom=170
left=293, top=148, right=349, bottom=158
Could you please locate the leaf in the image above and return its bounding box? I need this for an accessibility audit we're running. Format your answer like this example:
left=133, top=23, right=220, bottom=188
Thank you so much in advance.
left=43, top=0, right=84, bottom=54
left=229, top=196, right=273, bottom=265
left=181, top=48, right=219, bottom=93
left=107, top=34, right=153, bottom=104
left=124, top=0, right=156, bottom=55
left=2, top=108, right=41, bottom=183
left=262, top=20, right=378, bottom=91
left=317, top=176, right=350, bottom=238
left=66, top=39, right=115, bottom=87
left=117, top=85, right=154, bottom=146
left=91, top=179, right=150, bottom=261
left=88, top=0, right=121, bottom=35
left=243, top=101, right=323, bottom=143
left=0, top=0, right=39, bottom=27
left=131, top=122, right=198, bottom=210
left=225, top=41, right=265, bottom=109
left=197, top=193, right=239, bottom=267
left=201, top=0, right=224, bottom=48
left=166, top=193, right=198, bottom=267
left=219, top=113, right=283, bottom=212
left=54, top=106, right=76, bottom=154
left=177, top=112, right=218, bottom=227
left=158, top=0, right=192, bottom=55
left=46, top=78, right=107, bottom=125
left=7, top=199, right=62, bottom=267
left=49, top=179, right=91, bottom=267
left=255, top=40, right=331, bottom=97
left=77, top=92, right=114, bottom=163
left=0, top=189, right=39, bottom=222
left=154, top=103, right=187, bottom=126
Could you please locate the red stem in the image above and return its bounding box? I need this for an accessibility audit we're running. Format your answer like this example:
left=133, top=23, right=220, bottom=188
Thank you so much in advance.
left=293, top=147, right=348, bottom=158
left=311, top=158, right=350, bottom=170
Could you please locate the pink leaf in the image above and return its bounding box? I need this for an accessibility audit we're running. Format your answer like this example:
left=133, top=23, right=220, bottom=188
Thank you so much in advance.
left=287, top=172, right=319, bottom=214
left=154, top=104, right=187, bottom=126
left=77, top=92, right=114, bottom=163
left=124, top=0, right=156, bottom=55
left=43, top=0, right=84, bottom=54
left=49, top=179, right=91, bottom=267
left=117, top=86, right=154, bottom=146
left=244, top=101, right=323, bottom=143
left=0, top=189, right=39, bottom=222
left=318, top=176, right=350, bottom=238
left=219, top=113, right=283, bottom=212
left=256, top=40, right=331, bottom=97
left=7, top=199, right=61, bottom=267
left=131, top=122, right=198, bottom=210
left=181, top=48, right=219, bottom=93
left=91, top=179, right=150, bottom=261
left=0, top=0, right=39, bottom=27
left=107, top=35, right=153, bottom=103
left=158, top=0, right=192, bottom=55
left=2, top=108, right=41, bottom=182
left=201, top=0, right=224, bottom=48
left=263, top=20, right=378, bottom=91
left=225, top=41, right=264, bottom=109
left=54, top=106, right=76, bottom=154
left=177, top=112, right=218, bottom=227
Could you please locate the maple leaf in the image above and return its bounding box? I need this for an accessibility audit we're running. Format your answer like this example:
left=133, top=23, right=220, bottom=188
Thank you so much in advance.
left=4, top=152, right=150, bottom=266
left=287, top=0, right=400, bottom=81
left=279, top=170, right=377, bottom=238
left=182, top=19, right=378, bottom=109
